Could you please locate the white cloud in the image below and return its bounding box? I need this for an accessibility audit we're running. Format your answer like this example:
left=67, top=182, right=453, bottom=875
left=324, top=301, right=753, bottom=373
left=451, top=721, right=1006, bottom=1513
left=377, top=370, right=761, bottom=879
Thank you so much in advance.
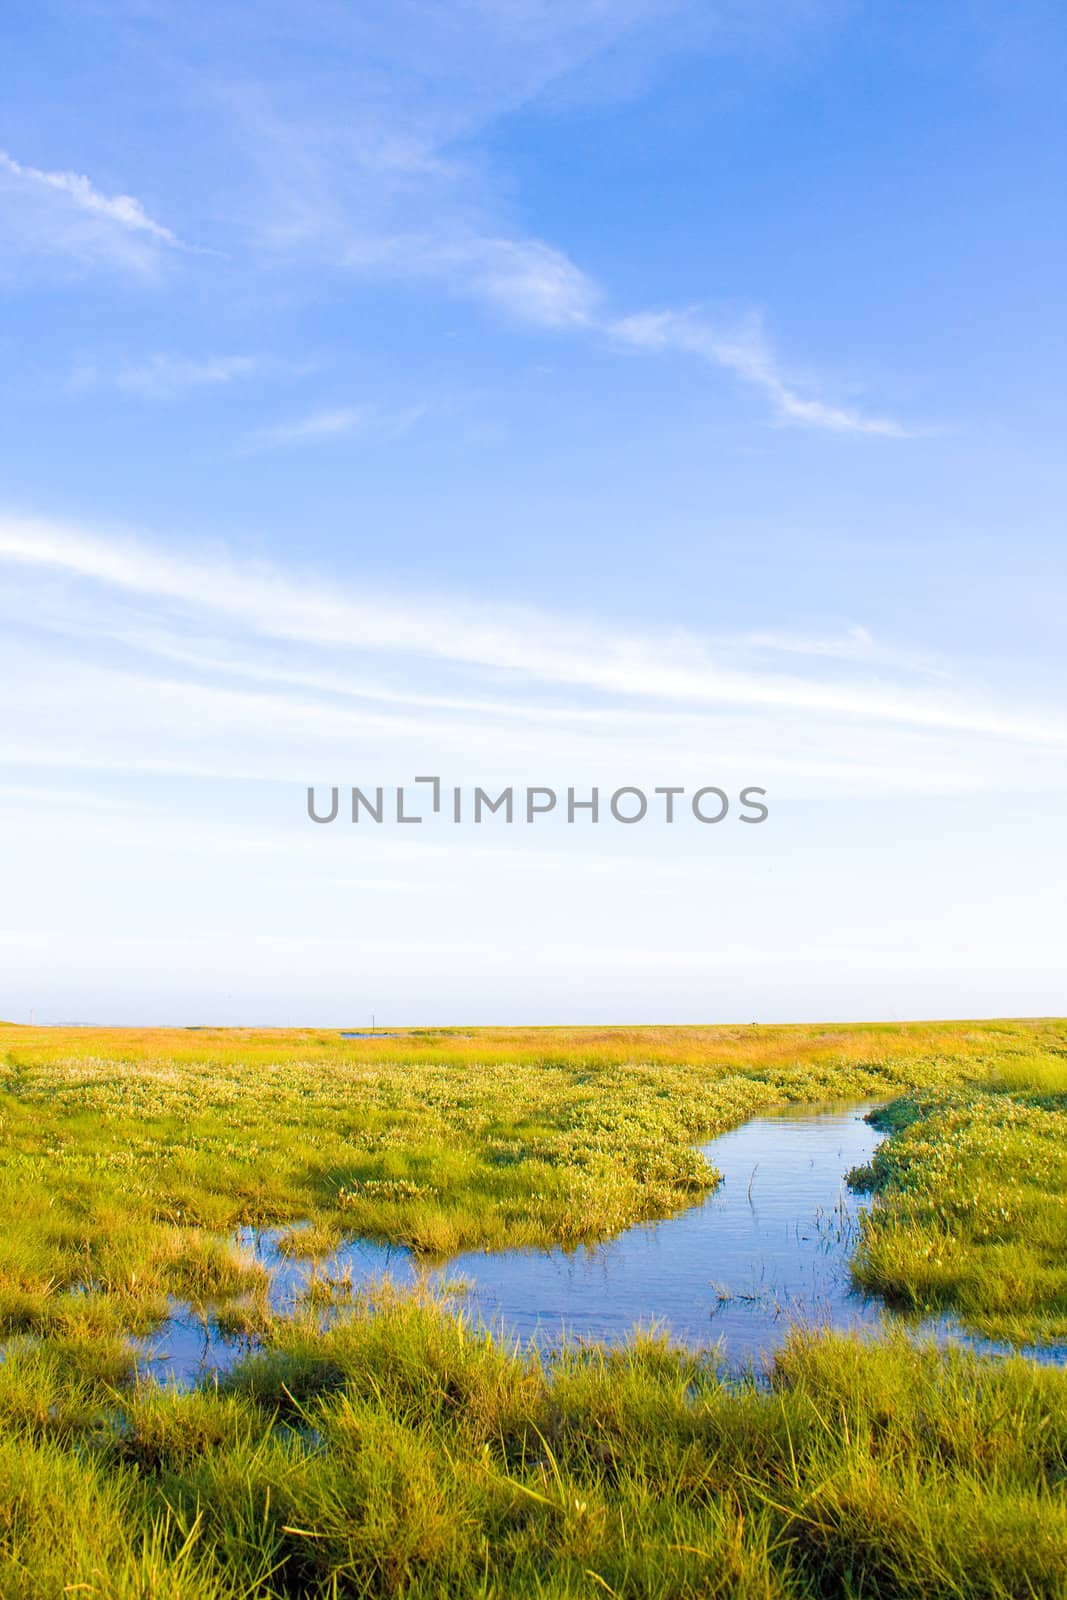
left=0, top=606, right=1010, bottom=800
left=1, top=510, right=1063, bottom=1025
left=343, top=229, right=600, bottom=328
left=437, top=234, right=601, bottom=328
left=194, top=8, right=913, bottom=431
left=68, top=353, right=265, bottom=399
left=68, top=352, right=320, bottom=400
left=250, top=406, right=372, bottom=446
left=337, top=234, right=910, bottom=430
left=612, top=310, right=911, bottom=436
left=0, top=22, right=915, bottom=433
left=0, top=513, right=1061, bottom=752
left=0, top=148, right=185, bottom=271
left=743, top=625, right=876, bottom=659
left=0, top=150, right=179, bottom=244
left=112, top=355, right=261, bottom=397
left=246, top=403, right=427, bottom=449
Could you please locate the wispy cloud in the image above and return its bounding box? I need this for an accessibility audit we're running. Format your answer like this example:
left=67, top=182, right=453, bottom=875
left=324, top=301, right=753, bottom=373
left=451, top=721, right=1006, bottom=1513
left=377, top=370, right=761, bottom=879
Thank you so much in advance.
left=0, top=148, right=186, bottom=272
left=474, top=236, right=598, bottom=327
left=194, top=9, right=914, bottom=433
left=347, top=232, right=601, bottom=329
left=339, top=237, right=908, bottom=432
left=71, top=354, right=264, bottom=399
left=249, top=406, right=371, bottom=446
left=0, top=514, right=1060, bottom=750
left=0, top=14, right=915, bottom=434
left=246, top=403, right=427, bottom=449
left=612, top=310, right=911, bottom=436
left=743, top=624, right=876, bottom=659
left=0, top=150, right=179, bottom=244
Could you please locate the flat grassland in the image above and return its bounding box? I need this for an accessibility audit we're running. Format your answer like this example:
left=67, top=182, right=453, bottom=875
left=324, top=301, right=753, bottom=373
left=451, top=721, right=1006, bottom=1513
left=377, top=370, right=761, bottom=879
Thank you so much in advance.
left=1, top=1018, right=1065, bottom=1598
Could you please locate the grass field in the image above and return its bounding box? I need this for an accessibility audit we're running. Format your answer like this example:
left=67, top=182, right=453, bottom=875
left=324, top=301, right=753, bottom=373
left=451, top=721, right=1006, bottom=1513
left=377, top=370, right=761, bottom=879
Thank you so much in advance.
left=0, top=1017, right=1065, bottom=1597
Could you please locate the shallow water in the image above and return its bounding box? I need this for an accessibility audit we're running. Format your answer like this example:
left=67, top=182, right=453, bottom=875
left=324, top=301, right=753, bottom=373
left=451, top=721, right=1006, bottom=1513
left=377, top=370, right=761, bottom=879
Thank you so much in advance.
left=442, top=1101, right=886, bottom=1359
left=133, top=1102, right=1067, bottom=1385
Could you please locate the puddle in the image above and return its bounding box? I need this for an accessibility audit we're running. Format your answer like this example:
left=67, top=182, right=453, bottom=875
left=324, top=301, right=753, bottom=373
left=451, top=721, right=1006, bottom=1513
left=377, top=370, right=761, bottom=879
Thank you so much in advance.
left=132, top=1102, right=1067, bottom=1385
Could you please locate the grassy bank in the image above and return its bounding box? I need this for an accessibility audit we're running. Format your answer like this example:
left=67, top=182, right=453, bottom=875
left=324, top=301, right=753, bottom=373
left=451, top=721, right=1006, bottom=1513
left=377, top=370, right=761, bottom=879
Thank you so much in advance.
left=849, top=1051, right=1067, bottom=1342
left=1, top=1297, right=1066, bottom=1598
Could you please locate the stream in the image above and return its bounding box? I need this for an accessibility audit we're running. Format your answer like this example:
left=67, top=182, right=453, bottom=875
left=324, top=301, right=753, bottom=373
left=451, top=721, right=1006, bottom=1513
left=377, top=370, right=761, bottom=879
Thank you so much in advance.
left=134, top=1101, right=1067, bottom=1384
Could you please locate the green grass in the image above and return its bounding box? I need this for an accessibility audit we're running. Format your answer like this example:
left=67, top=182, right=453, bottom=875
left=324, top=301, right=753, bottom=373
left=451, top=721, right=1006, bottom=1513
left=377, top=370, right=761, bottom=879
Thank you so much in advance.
left=849, top=1062, right=1067, bottom=1342
left=1, top=1017, right=1067, bottom=1594
left=2, top=1017, right=1060, bottom=1343
left=0, top=1297, right=1066, bottom=1597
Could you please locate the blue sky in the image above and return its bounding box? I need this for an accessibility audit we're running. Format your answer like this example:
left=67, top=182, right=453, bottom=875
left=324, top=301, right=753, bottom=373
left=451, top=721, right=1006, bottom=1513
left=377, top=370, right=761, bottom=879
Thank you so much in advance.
left=1, top=0, right=1064, bottom=1024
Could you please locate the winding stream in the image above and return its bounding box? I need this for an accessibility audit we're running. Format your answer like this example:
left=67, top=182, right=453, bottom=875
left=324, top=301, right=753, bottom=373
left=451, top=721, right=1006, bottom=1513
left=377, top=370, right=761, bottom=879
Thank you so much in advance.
left=134, top=1101, right=1067, bottom=1385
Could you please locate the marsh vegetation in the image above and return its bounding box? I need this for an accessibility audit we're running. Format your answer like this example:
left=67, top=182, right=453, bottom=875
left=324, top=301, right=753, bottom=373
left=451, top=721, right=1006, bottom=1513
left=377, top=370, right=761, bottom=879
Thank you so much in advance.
left=0, top=1017, right=1065, bottom=1596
